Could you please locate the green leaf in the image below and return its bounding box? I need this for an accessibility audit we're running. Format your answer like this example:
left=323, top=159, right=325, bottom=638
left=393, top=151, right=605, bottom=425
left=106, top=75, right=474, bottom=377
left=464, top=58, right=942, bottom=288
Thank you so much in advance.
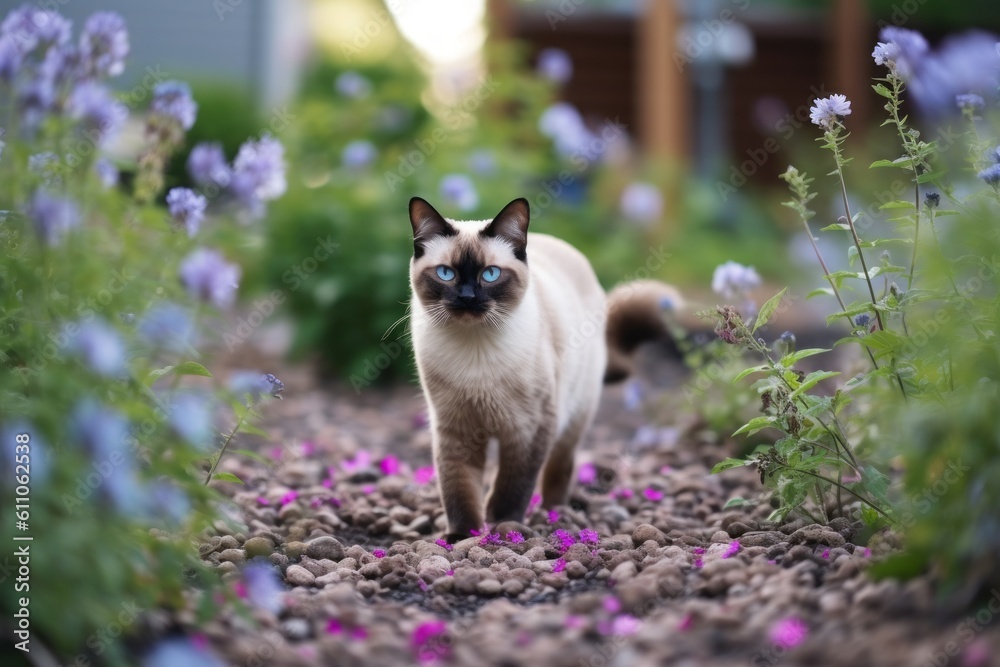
left=820, top=223, right=851, bottom=232
left=856, top=330, right=905, bottom=357
left=733, top=416, right=779, bottom=437
left=869, top=159, right=897, bottom=168
left=237, top=422, right=269, bottom=438
left=173, top=361, right=213, bottom=378
left=871, top=83, right=892, bottom=99
left=212, top=472, right=244, bottom=484
left=753, top=287, right=787, bottom=333
left=878, top=200, right=914, bottom=210
left=723, top=497, right=747, bottom=509
left=788, top=370, right=841, bottom=399
left=916, top=170, right=945, bottom=184
left=144, top=365, right=175, bottom=386
left=712, top=458, right=751, bottom=473
left=780, top=348, right=830, bottom=366
left=807, top=287, right=835, bottom=299
left=733, top=365, right=768, bottom=383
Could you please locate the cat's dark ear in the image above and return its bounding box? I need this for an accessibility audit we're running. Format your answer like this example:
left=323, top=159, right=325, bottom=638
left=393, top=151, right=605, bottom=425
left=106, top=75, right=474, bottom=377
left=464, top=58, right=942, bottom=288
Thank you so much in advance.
left=409, top=197, right=456, bottom=259
left=481, top=198, right=529, bottom=261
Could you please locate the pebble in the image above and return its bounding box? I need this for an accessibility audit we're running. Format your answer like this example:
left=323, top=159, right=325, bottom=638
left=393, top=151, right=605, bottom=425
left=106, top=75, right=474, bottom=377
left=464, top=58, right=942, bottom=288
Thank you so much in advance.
left=284, top=565, right=316, bottom=586
left=244, top=536, right=275, bottom=559
left=305, top=536, right=345, bottom=561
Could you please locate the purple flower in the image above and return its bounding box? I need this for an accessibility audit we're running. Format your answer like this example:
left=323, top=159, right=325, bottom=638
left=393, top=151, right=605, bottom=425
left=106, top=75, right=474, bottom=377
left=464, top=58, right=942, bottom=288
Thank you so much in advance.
left=908, top=31, right=1000, bottom=116
left=809, top=94, right=852, bottom=129
left=479, top=532, right=502, bottom=546
left=0, top=35, right=19, bottom=82
left=167, top=392, right=213, bottom=448
left=468, top=149, right=495, bottom=175
left=80, top=11, right=129, bottom=78
left=187, top=142, right=231, bottom=187
left=537, top=47, right=573, bottom=84
left=335, top=71, right=371, bottom=99
left=770, top=617, right=808, bottom=649
left=166, top=187, right=207, bottom=237
left=712, top=261, right=761, bottom=301
left=95, top=157, right=118, bottom=188
left=233, top=135, right=286, bottom=201
left=579, top=529, right=599, bottom=545
left=620, top=182, right=663, bottom=224
left=854, top=313, right=871, bottom=329
left=439, top=174, right=478, bottom=212
left=143, top=637, right=225, bottom=667
left=244, top=562, right=285, bottom=614
left=341, top=139, right=376, bottom=169
left=379, top=455, right=400, bottom=476
left=506, top=531, right=524, bottom=544
left=227, top=372, right=283, bottom=400
left=68, top=81, right=125, bottom=144
left=957, top=93, right=985, bottom=112
left=179, top=248, right=241, bottom=308
left=150, top=80, right=198, bottom=130
left=978, top=163, right=1000, bottom=187
left=1, top=6, right=71, bottom=54
left=552, top=529, right=576, bottom=553
left=411, top=620, right=450, bottom=664
left=578, top=462, right=597, bottom=485
left=65, top=318, right=126, bottom=377
left=539, top=102, right=594, bottom=157
left=139, top=302, right=193, bottom=353
left=874, top=27, right=929, bottom=80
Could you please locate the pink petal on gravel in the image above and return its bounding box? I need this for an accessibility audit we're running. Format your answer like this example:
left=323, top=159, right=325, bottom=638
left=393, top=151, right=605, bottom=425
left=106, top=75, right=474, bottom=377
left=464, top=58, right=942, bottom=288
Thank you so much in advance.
left=379, top=455, right=400, bottom=476
left=326, top=619, right=343, bottom=635
left=279, top=491, right=298, bottom=506
left=552, top=558, right=567, bottom=573
left=611, top=615, right=641, bottom=636
left=578, top=462, right=597, bottom=484
left=414, top=466, right=436, bottom=485
left=564, top=615, right=586, bottom=629
left=547, top=509, right=560, bottom=524
left=770, top=618, right=808, bottom=649
left=678, top=613, right=694, bottom=631
left=256, top=496, right=270, bottom=506
left=721, top=541, right=741, bottom=558
left=300, top=441, right=316, bottom=456
left=603, top=597, right=622, bottom=614
left=643, top=487, right=664, bottom=502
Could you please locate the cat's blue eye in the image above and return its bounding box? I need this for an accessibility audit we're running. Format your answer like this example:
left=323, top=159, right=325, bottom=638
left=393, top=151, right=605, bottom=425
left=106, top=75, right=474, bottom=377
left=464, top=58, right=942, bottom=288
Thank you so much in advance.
left=482, top=266, right=501, bottom=283
left=436, top=265, right=455, bottom=281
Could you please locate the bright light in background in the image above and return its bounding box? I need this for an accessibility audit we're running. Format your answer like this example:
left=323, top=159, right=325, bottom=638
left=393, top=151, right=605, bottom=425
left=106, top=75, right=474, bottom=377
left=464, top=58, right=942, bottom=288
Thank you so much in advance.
left=388, top=0, right=486, bottom=66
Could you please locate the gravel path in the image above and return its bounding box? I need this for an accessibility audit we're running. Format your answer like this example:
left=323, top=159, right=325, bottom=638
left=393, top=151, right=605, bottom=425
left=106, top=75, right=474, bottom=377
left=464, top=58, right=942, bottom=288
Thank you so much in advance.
left=188, top=350, right=997, bottom=667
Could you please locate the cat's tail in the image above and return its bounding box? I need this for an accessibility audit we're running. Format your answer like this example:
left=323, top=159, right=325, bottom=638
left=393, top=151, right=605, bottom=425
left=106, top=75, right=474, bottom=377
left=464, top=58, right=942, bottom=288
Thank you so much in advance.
left=604, top=280, right=685, bottom=384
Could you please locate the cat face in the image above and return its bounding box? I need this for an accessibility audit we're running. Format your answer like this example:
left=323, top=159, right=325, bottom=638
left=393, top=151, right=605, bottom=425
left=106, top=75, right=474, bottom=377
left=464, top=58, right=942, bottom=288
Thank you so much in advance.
left=409, top=197, right=530, bottom=326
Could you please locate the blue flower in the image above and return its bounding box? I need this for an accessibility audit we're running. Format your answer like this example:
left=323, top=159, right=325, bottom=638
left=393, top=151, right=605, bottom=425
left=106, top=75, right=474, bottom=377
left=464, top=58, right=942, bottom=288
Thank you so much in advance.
left=79, top=11, right=129, bottom=78
left=227, top=371, right=284, bottom=402
left=874, top=27, right=928, bottom=79
left=854, top=313, right=871, bottom=328
left=956, top=93, right=985, bottom=112
left=712, top=261, right=762, bottom=301
left=335, top=71, right=371, bottom=99
left=167, top=392, right=213, bottom=449
left=620, top=182, right=663, bottom=224
left=166, top=187, right=207, bottom=237
left=538, top=102, right=594, bottom=156
left=187, top=142, right=230, bottom=187
left=341, top=139, right=377, bottom=169
left=179, top=248, right=241, bottom=309
left=65, top=318, right=127, bottom=377
left=978, top=163, right=1000, bottom=187
left=28, top=151, right=61, bottom=186
left=71, top=399, right=129, bottom=461
left=908, top=31, right=1000, bottom=116
left=68, top=81, right=125, bottom=144
left=138, top=302, right=194, bottom=353
left=0, top=35, right=20, bottom=82
left=27, top=189, right=79, bottom=245
left=243, top=561, right=286, bottom=614
left=809, top=94, right=852, bottom=129
left=146, top=480, right=191, bottom=526
left=95, top=157, right=118, bottom=188
left=143, top=638, right=225, bottom=667
left=231, top=135, right=285, bottom=216
left=537, top=47, right=573, bottom=84
left=71, top=400, right=146, bottom=515
left=439, top=174, right=478, bottom=212
left=1, top=6, right=72, bottom=55
left=468, top=149, right=495, bottom=175
left=150, top=80, right=198, bottom=130
left=924, top=192, right=940, bottom=208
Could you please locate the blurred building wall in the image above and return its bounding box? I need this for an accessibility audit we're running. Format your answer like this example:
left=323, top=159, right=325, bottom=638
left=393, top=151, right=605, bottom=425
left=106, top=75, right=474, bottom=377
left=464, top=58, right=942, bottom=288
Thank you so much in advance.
left=44, top=0, right=310, bottom=109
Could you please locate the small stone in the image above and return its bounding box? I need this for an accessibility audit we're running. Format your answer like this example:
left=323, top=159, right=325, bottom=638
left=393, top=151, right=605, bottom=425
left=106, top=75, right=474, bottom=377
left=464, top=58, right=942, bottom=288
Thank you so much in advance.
left=281, top=618, right=312, bottom=640
left=632, top=524, right=668, bottom=547
left=476, top=579, right=502, bottom=595
left=305, top=536, right=345, bottom=561
left=565, top=561, right=588, bottom=579
left=217, top=549, right=246, bottom=565
left=285, top=565, right=316, bottom=586
left=610, top=560, right=638, bottom=583
left=356, top=579, right=380, bottom=597
left=501, top=579, right=524, bottom=596
left=725, top=522, right=752, bottom=538
left=244, top=536, right=275, bottom=559
left=453, top=569, right=480, bottom=594
left=738, top=531, right=784, bottom=548
left=285, top=541, right=307, bottom=559
left=219, top=535, right=239, bottom=550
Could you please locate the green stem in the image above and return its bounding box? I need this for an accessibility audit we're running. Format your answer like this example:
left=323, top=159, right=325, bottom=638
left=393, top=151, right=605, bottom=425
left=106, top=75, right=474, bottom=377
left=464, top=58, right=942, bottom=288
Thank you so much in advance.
left=204, top=404, right=253, bottom=486
left=773, top=461, right=893, bottom=521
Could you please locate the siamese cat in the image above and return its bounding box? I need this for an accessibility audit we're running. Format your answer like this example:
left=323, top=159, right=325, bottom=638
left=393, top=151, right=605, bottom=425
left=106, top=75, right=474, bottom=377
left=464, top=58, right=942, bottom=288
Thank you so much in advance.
left=407, top=197, right=680, bottom=540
